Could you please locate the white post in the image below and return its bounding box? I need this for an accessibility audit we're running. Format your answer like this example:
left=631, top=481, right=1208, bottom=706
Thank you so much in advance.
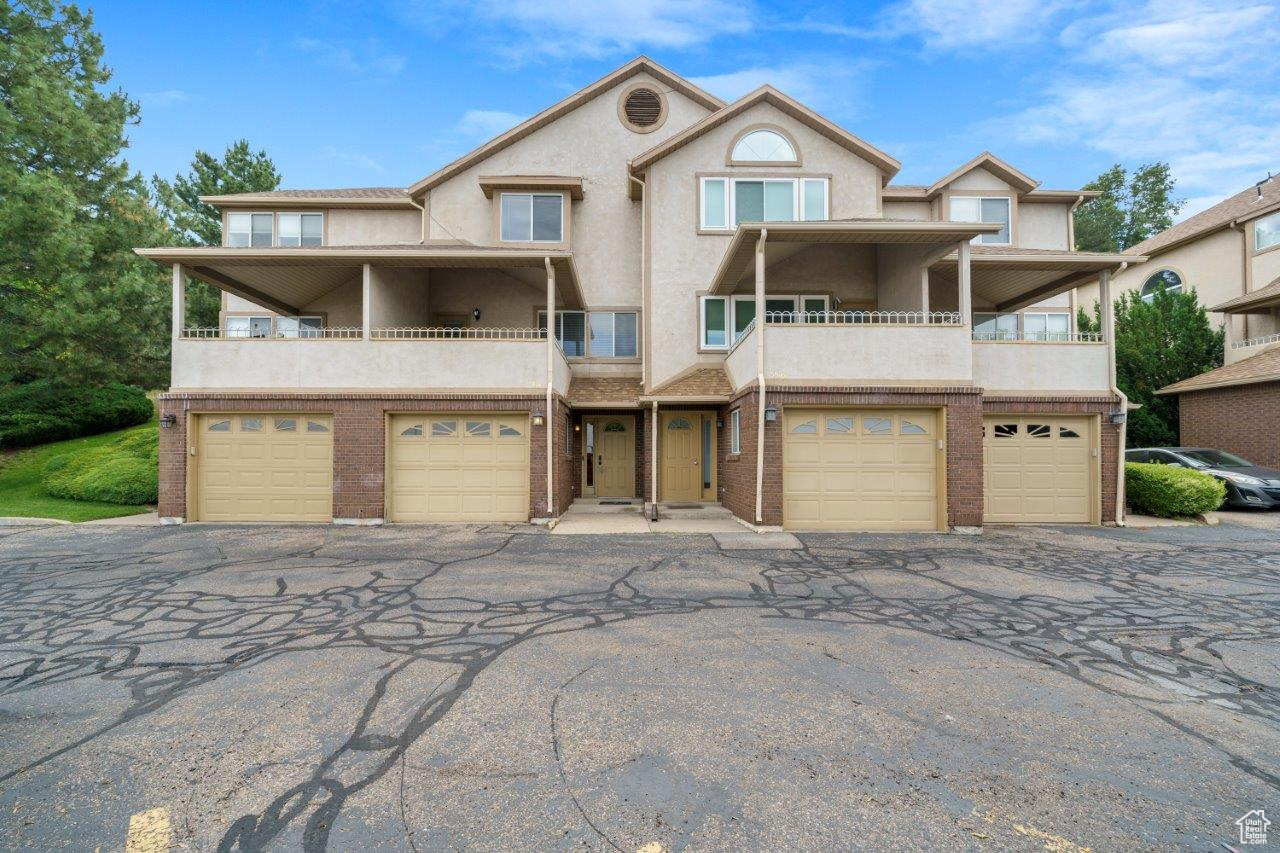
left=171, top=263, right=185, bottom=342
left=957, top=241, right=972, bottom=327
left=755, top=229, right=767, bottom=525
left=919, top=266, right=930, bottom=314
left=361, top=264, right=372, bottom=341
left=651, top=400, right=659, bottom=513
left=545, top=258, right=556, bottom=517
left=1100, top=267, right=1114, bottom=352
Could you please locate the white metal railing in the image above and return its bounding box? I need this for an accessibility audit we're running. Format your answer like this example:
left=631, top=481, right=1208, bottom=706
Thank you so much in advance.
left=972, top=330, right=1103, bottom=343
left=1233, top=332, right=1280, bottom=350
left=370, top=327, right=548, bottom=340
left=181, top=327, right=364, bottom=339
left=765, top=310, right=962, bottom=326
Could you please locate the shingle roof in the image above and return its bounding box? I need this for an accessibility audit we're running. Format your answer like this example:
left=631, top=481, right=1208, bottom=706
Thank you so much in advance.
left=1128, top=176, right=1280, bottom=258
left=567, top=376, right=643, bottom=406
left=1158, top=345, right=1280, bottom=395
left=207, top=188, right=409, bottom=199
left=1211, top=276, right=1280, bottom=313
left=648, top=367, right=732, bottom=399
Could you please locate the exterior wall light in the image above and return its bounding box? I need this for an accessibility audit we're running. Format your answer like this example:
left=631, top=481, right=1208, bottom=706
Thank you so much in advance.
left=160, top=413, right=178, bottom=429
left=1108, top=411, right=1127, bottom=425
left=531, top=409, right=544, bottom=426
left=574, top=423, right=580, bottom=431
left=764, top=404, right=778, bottom=422
left=472, top=308, right=482, bottom=322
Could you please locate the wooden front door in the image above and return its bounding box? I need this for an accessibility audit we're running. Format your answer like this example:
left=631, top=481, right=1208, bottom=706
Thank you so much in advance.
left=661, top=412, right=702, bottom=501
left=591, top=416, right=635, bottom=498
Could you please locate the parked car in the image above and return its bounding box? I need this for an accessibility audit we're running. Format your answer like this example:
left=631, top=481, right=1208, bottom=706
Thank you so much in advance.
left=1126, top=447, right=1280, bottom=509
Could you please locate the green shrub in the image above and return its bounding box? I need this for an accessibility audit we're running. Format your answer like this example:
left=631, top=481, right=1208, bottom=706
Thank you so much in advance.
left=42, top=426, right=159, bottom=505
left=0, top=381, right=153, bottom=448
left=1125, top=462, right=1226, bottom=518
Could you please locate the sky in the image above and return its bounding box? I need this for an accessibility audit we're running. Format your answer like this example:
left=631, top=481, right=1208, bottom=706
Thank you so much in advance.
left=92, top=0, right=1280, bottom=219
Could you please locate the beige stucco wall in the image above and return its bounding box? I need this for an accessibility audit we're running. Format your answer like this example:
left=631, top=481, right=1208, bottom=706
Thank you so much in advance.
left=972, top=342, right=1109, bottom=392
left=424, top=71, right=713, bottom=311
left=428, top=269, right=552, bottom=329
left=1019, top=204, right=1071, bottom=250
left=876, top=244, right=934, bottom=312
left=949, top=167, right=1010, bottom=192
left=327, top=209, right=420, bottom=245
left=304, top=277, right=363, bottom=327
left=725, top=244, right=877, bottom=305
left=369, top=267, right=430, bottom=328
left=645, top=100, right=885, bottom=388
left=882, top=200, right=932, bottom=221
left=725, top=327, right=757, bottom=390
left=765, top=325, right=972, bottom=384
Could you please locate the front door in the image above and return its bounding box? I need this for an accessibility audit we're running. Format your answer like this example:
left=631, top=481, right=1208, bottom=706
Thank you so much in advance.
left=661, top=412, right=702, bottom=501
left=591, top=416, right=635, bottom=498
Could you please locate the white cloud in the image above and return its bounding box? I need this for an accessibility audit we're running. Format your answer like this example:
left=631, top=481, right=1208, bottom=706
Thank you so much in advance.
left=399, top=0, right=752, bottom=62
left=1073, top=3, right=1273, bottom=74
left=453, top=110, right=526, bottom=141
left=689, top=59, right=872, bottom=113
left=320, top=146, right=386, bottom=174
left=796, top=0, right=1075, bottom=49
left=292, top=38, right=406, bottom=75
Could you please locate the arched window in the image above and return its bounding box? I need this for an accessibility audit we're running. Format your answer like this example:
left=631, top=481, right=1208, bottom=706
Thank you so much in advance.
left=1140, top=269, right=1183, bottom=302
left=731, top=129, right=797, bottom=163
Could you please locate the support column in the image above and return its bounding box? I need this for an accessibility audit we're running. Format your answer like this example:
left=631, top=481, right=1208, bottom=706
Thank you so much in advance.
left=361, top=264, right=372, bottom=341
left=171, top=263, right=185, bottom=342
left=957, top=241, right=972, bottom=326
left=545, top=258, right=556, bottom=517
left=755, top=229, right=767, bottom=525
left=919, top=266, right=930, bottom=314
left=650, top=400, right=659, bottom=513
left=1100, top=268, right=1114, bottom=372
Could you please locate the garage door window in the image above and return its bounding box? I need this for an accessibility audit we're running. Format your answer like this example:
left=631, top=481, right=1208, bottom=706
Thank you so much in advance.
left=275, top=418, right=296, bottom=432
left=306, top=420, right=329, bottom=433
left=401, top=424, right=424, bottom=436
left=500, top=423, right=523, bottom=437
left=791, top=418, right=817, bottom=434
left=668, top=417, right=692, bottom=430
left=993, top=423, right=1017, bottom=438
left=900, top=419, right=927, bottom=435
left=1027, top=424, right=1051, bottom=438
left=208, top=419, right=231, bottom=432
left=431, top=420, right=456, bottom=436
left=467, top=421, right=491, bottom=437
left=1059, top=426, right=1080, bottom=438
left=241, top=418, right=263, bottom=431
left=825, top=417, right=853, bottom=433
left=862, top=416, right=890, bottom=435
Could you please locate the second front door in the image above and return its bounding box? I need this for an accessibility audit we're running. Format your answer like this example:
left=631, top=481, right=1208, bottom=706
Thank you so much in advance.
left=591, top=416, right=635, bottom=498
left=661, top=412, right=703, bottom=502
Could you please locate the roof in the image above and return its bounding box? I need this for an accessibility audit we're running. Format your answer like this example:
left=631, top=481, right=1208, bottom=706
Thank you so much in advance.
left=1211, top=275, right=1280, bottom=313
left=566, top=376, right=643, bottom=407
left=644, top=367, right=733, bottom=400
left=927, top=152, right=1038, bottom=195
left=477, top=175, right=584, bottom=200
left=1128, top=175, right=1280, bottom=258
left=628, top=85, right=900, bottom=179
left=200, top=188, right=415, bottom=209
left=408, top=56, right=724, bottom=196
left=1158, top=345, right=1280, bottom=395
left=934, top=246, right=1144, bottom=312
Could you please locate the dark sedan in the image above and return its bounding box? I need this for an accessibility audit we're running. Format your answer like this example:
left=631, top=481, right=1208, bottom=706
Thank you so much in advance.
left=1126, top=447, right=1280, bottom=509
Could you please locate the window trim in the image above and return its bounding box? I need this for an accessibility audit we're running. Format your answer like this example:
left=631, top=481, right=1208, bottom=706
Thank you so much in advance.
left=539, top=308, right=640, bottom=360
left=698, top=174, right=831, bottom=233
left=726, top=124, right=802, bottom=166
left=948, top=194, right=1012, bottom=245
left=699, top=293, right=832, bottom=350
left=225, top=211, right=325, bottom=248
left=1253, top=210, right=1280, bottom=254
left=729, top=409, right=741, bottom=454
left=1139, top=268, right=1185, bottom=302
left=499, top=191, right=565, bottom=244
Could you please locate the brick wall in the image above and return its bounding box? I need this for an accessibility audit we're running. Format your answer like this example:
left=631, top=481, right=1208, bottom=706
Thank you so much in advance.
left=158, top=392, right=569, bottom=521
left=1178, top=383, right=1280, bottom=468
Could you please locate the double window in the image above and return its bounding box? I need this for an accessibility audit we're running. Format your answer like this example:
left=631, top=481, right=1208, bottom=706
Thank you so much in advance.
left=950, top=197, right=1011, bottom=244
left=973, top=312, right=1070, bottom=341
left=501, top=193, right=563, bottom=243
left=700, top=294, right=829, bottom=349
left=227, top=212, right=323, bottom=247
left=700, top=177, right=828, bottom=230
left=1255, top=211, right=1280, bottom=252
left=226, top=315, right=324, bottom=338
left=538, top=310, right=637, bottom=358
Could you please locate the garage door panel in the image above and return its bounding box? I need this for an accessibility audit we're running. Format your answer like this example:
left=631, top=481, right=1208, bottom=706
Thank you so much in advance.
left=983, top=415, right=1093, bottom=523
left=786, top=444, right=823, bottom=465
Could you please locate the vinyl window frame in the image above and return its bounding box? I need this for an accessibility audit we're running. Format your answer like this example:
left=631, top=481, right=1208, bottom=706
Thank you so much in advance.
left=1254, top=210, right=1280, bottom=253
left=949, top=196, right=1012, bottom=245
left=539, top=309, right=639, bottom=359
left=729, top=409, right=741, bottom=454
left=500, top=192, right=564, bottom=243
left=225, top=211, right=325, bottom=247
left=698, top=293, right=831, bottom=350
left=698, top=176, right=830, bottom=231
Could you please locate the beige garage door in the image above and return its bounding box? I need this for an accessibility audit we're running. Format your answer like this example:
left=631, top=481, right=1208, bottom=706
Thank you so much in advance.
left=196, top=414, right=333, bottom=521
left=983, top=415, right=1094, bottom=523
left=783, top=409, right=940, bottom=531
left=388, top=414, right=530, bottom=522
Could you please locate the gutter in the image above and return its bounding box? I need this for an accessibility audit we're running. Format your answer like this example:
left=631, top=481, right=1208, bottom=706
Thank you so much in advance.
left=1106, top=262, right=1129, bottom=526
left=755, top=228, right=767, bottom=525
left=544, top=258, right=556, bottom=518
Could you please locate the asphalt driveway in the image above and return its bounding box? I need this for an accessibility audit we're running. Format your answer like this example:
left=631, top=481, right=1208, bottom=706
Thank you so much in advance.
left=0, top=522, right=1276, bottom=851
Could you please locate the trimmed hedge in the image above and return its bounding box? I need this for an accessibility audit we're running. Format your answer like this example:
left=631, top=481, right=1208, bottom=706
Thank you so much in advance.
left=42, top=426, right=159, bottom=505
left=0, top=382, right=153, bottom=449
left=1125, top=462, right=1226, bottom=518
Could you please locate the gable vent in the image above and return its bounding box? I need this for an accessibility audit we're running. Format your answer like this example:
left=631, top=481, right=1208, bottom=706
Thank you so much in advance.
left=622, top=88, right=663, bottom=130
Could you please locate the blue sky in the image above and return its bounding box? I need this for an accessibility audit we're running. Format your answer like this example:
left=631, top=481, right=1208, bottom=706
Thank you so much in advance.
left=94, top=0, right=1279, bottom=218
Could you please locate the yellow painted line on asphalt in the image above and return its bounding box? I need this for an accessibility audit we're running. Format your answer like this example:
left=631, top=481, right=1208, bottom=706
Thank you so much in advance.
left=636, top=844, right=666, bottom=853
left=125, top=807, right=171, bottom=853
left=972, top=807, right=1093, bottom=853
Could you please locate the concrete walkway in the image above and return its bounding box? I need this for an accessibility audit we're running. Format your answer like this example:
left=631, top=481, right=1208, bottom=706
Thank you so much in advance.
left=551, top=501, right=748, bottom=535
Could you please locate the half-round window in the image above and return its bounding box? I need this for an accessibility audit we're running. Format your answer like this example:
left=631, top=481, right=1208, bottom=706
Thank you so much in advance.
left=1140, top=269, right=1183, bottom=302
left=731, top=129, right=797, bottom=163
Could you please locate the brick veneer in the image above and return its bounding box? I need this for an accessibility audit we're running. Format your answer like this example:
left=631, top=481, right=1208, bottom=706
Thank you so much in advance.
left=157, top=392, right=570, bottom=521
left=1177, top=382, right=1280, bottom=468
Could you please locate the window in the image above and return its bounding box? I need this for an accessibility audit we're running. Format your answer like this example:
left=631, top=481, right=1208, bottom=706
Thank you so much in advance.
left=466, top=421, right=491, bottom=437
left=207, top=419, right=231, bottom=432
left=226, top=316, right=272, bottom=338
left=500, top=193, right=563, bottom=242
left=1256, top=211, right=1280, bottom=251
left=306, top=420, right=329, bottom=433
left=1140, top=269, right=1183, bottom=302
left=699, top=294, right=830, bottom=349
left=1023, top=313, right=1070, bottom=341
left=972, top=313, right=1019, bottom=341
left=274, top=418, right=296, bottom=432
left=241, top=417, right=263, bottom=431
left=950, top=196, right=1011, bottom=244
left=702, top=296, right=728, bottom=348
left=538, top=310, right=586, bottom=357
left=826, top=417, right=853, bottom=433
left=431, top=420, right=456, bottom=436
left=730, top=410, right=741, bottom=454
left=500, top=423, right=523, bottom=437
left=227, top=212, right=323, bottom=247
left=588, top=312, right=638, bottom=358
left=700, top=177, right=828, bottom=230
left=900, top=419, right=927, bottom=435
left=400, top=424, right=424, bottom=437
left=790, top=419, right=817, bottom=434
left=862, top=416, right=891, bottom=435
left=274, top=316, right=324, bottom=338
left=731, top=129, right=797, bottom=162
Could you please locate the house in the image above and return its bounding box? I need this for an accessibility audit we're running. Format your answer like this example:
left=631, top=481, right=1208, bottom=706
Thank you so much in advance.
left=1075, top=175, right=1280, bottom=465
left=138, top=57, right=1135, bottom=531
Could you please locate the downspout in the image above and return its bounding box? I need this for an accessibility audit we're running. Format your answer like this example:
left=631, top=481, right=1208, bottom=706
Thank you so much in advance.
left=544, top=257, right=556, bottom=518
left=651, top=400, right=659, bottom=517
left=755, top=228, right=767, bottom=526
left=1103, top=263, right=1128, bottom=526
left=629, top=173, right=648, bottom=391
left=407, top=194, right=427, bottom=243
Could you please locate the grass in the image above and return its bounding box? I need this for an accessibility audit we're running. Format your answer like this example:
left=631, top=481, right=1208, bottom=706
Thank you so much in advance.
left=0, top=420, right=157, bottom=522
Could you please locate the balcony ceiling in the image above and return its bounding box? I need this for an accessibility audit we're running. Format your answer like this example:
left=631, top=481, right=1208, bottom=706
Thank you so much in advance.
left=136, top=245, right=584, bottom=314
left=931, top=246, right=1144, bottom=312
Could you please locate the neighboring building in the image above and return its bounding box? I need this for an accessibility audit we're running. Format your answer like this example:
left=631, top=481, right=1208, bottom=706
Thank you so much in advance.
left=138, top=57, right=1135, bottom=530
left=1077, top=175, right=1280, bottom=465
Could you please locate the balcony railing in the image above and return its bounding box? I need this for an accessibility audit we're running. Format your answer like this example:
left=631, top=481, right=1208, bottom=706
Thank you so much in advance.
left=1232, top=332, right=1280, bottom=350
left=973, top=330, right=1103, bottom=343
left=765, top=310, right=962, bottom=325
left=371, top=327, right=547, bottom=340
left=181, top=326, right=364, bottom=339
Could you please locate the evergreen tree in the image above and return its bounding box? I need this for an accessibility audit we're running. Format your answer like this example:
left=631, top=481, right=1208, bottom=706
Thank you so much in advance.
left=1075, top=163, right=1183, bottom=253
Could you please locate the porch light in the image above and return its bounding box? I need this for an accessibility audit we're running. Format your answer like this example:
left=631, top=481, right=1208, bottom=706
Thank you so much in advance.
left=160, top=413, right=178, bottom=429
left=531, top=409, right=544, bottom=426
left=764, top=404, right=778, bottom=422
left=472, top=308, right=482, bottom=322
left=574, top=423, right=580, bottom=432
left=1108, top=411, right=1127, bottom=425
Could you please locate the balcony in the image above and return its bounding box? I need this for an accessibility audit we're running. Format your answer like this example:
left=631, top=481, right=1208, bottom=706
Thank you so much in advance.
left=971, top=330, right=1109, bottom=393
left=1227, top=332, right=1280, bottom=364
left=172, top=326, right=570, bottom=394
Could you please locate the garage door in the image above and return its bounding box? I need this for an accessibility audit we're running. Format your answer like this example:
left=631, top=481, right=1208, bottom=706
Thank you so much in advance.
left=983, top=415, right=1094, bottom=523
left=388, top=414, right=530, bottom=522
left=196, top=414, right=333, bottom=521
left=783, top=409, right=940, bottom=531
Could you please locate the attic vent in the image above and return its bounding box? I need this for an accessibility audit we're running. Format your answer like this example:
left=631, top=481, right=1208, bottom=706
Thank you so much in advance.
left=619, top=86, right=666, bottom=133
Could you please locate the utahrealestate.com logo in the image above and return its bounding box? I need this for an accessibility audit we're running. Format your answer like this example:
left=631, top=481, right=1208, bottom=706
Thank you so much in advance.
left=1236, top=810, right=1270, bottom=846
